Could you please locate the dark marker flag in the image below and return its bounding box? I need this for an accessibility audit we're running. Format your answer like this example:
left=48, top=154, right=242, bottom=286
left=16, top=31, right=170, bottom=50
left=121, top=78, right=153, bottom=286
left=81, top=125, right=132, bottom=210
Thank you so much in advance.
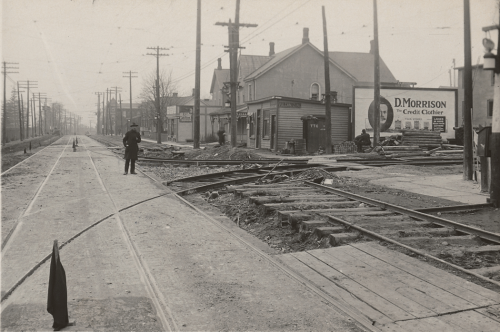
left=47, top=240, right=69, bottom=331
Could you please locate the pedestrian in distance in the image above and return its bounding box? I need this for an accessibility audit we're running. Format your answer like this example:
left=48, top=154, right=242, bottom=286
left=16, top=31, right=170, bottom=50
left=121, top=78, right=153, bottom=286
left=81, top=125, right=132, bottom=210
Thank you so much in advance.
left=354, top=129, right=371, bottom=153
left=123, top=122, right=141, bottom=175
left=217, top=128, right=226, bottom=146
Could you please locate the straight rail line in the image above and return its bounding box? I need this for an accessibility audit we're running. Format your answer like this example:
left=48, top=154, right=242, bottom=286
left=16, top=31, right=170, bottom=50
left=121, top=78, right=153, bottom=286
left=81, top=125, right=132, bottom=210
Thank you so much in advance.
left=305, top=181, right=500, bottom=244
left=1, top=137, right=72, bottom=252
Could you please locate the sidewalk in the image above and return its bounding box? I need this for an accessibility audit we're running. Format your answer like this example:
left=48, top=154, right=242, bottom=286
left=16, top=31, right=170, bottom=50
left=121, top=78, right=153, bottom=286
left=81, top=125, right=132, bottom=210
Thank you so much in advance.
left=370, top=173, right=488, bottom=204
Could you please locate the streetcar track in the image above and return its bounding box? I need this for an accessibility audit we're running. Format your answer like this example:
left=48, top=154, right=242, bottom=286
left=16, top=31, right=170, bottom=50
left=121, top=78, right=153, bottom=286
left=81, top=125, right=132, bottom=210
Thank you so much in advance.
left=1, top=136, right=73, bottom=252
left=1, top=137, right=178, bottom=331
left=223, top=180, right=500, bottom=289
left=2, top=135, right=486, bottom=331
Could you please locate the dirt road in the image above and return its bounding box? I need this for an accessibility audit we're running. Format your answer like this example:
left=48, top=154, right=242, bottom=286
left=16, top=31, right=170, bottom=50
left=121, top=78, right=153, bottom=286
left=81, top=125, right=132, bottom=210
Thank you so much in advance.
left=1, top=136, right=361, bottom=331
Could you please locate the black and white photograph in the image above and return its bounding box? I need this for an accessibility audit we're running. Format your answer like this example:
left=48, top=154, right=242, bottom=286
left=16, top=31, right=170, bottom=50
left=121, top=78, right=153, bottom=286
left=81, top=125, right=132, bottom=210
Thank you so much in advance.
left=2, top=0, right=500, bottom=331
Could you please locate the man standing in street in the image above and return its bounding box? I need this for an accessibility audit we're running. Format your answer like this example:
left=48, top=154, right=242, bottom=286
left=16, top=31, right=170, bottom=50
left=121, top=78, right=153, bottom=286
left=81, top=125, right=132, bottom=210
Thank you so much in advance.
left=123, top=123, right=141, bottom=175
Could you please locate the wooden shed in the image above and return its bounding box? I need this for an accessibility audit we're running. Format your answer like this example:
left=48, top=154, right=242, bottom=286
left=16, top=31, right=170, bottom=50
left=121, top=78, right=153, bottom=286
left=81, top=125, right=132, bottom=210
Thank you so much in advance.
left=246, top=96, right=351, bottom=153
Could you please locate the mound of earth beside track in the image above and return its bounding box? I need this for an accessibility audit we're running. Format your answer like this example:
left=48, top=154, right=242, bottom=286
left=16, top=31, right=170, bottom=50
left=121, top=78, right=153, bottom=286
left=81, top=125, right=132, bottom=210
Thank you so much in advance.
left=183, top=145, right=267, bottom=161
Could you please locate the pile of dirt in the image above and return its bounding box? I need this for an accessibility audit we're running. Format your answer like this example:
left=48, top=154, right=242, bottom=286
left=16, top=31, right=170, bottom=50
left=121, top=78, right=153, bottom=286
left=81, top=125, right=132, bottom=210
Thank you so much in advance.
left=209, top=192, right=329, bottom=253
left=141, top=164, right=242, bottom=184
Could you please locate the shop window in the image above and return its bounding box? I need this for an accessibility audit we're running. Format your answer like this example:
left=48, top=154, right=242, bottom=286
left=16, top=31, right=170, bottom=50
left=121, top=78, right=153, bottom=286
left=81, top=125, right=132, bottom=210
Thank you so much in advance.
left=263, top=110, right=270, bottom=137
left=488, top=99, right=493, bottom=117
left=310, top=83, right=320, bottom=100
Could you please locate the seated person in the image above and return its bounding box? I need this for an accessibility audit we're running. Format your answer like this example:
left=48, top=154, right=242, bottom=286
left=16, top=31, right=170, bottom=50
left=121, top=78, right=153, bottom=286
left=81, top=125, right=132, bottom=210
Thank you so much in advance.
left=354, top=129, right=371, bottom=152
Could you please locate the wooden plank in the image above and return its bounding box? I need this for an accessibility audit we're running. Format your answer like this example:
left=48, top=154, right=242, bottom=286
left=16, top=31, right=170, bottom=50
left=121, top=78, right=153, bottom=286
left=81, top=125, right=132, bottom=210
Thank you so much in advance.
left=309, top=249, right=438, bottom=318
left=333, top=246, right=476, bottom=313
left=475, top=305, right=500, bottom=324
left=383, top=316, right=469, bottom=332
left=263, top=200, right=358, bottom=210
left=291, top=251, right=414, bottom=322
left=438, top=310, right=500, bottom=332
left=352, top=242, right=500, bottom=305
left=276, top=251, right=392, bottom=325
left=250, top=195, right=346, bottom=204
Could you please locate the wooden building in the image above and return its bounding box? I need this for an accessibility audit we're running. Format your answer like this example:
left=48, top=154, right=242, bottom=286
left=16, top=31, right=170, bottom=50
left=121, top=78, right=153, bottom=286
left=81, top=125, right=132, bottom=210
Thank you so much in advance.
left=246, top=96, right=351, bottom=153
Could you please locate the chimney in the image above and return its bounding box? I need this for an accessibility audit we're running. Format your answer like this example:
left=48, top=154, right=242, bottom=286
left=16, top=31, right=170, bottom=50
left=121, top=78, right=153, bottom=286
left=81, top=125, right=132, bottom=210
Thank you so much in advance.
left=217, top=58, right=222, bottom=69
left=302, top=27, right=309, bottom=44
left=173, top=92, right=178, bottom=97
left=370, top=40, right=375, bottom=54
left=269, top=42, right=275, bottom=56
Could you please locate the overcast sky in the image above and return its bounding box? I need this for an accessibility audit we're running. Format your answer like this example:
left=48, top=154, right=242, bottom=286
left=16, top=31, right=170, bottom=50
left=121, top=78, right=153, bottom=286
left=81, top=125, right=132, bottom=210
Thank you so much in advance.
left=3, top=0, right=498, bottom=126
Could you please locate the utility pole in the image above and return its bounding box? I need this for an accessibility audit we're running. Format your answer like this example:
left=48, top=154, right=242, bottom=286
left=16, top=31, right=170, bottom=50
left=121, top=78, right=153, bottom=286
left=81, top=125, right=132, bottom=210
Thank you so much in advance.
left=322, top=6, right=332, bottom=154
left=119, top=94, right=123, bottom=135
left=123, top=71, right=138, bottom=124
left=147, top=46, right=169, bottom=144
left=110, top=86, right=122, bottom=135
left=2, top=62, right=18, bottom=145
left=193, top=0, right=201, bottom=149
left=105, top=88, right=109, bottom=135
left=18, top=80, right=37, bottom=139
left=463, top=0, right=474, bottom=180
left=95, top=92, right=102, bottom=135
left=16, top=83, right=24, bottom=141
left=32, top=96, right=36, bottom=136
left=102, top=91, right=105, bottom=135
left=216, top=0, right=257, bottom=147
left=34, top=92, right=46, bottom=136
left=373, top=0, right=381, bottom=146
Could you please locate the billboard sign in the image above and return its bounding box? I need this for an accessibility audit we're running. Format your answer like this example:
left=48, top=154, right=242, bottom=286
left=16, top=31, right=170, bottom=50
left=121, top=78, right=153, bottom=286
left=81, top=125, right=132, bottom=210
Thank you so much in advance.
left=353, top=87, right=457, bottom=139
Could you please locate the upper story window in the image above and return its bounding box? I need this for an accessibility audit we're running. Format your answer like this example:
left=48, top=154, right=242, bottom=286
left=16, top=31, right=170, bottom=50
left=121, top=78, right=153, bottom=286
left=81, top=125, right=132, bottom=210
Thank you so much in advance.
left=310, top=83, right=320, bottom=101
left=492, top=72, right=495, bottom=87
left=488, top=99, right=493, bottom=117
left=248, top=84, right=253, bottom=101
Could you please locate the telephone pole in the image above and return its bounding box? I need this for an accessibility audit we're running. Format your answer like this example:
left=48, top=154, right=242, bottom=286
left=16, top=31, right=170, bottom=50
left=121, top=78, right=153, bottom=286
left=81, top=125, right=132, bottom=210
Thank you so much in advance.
left=102, top=91, right=105, bottom=135
left=373, top=0, right=381, bottom=146
left=18, top=80, right=38, bottom=139
left=463, top=0, right=474, bottom=180
left=194, top=0, right=202, bottom=149
left=110, top=86, right=122, bottom=135
left=147, top=46, right=169, bottom=144
left=216, top=0, right=257, bottom=147
left=322, top=6, right=332, bottom=154
left=123, top=71, right=138, bottom=125
left=33, top=92, right=47, bottom=136
left=16, top=84, right=24, bottom=141
left=95, top=92, right=102, bottom=135
left=2, top=62, right=18, bottom=145
left=119, top=94, right=123, bottom=135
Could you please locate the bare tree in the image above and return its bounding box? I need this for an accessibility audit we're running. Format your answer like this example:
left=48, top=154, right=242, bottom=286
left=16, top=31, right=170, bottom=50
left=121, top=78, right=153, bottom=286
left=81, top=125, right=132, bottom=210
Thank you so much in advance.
left=139, top=69, right=178, bottom=133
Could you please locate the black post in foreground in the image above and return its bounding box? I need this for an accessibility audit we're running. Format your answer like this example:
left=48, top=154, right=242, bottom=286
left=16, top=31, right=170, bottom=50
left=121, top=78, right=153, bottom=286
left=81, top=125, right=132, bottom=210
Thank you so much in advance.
left=322, top=6, right=332, bottom=154
left=47, top=240, right=69, bottom=331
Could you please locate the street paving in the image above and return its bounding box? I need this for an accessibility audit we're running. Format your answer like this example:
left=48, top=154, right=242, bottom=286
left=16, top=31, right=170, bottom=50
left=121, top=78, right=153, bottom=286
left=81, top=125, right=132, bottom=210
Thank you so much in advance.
left=1, top=135, right=361, bottom=331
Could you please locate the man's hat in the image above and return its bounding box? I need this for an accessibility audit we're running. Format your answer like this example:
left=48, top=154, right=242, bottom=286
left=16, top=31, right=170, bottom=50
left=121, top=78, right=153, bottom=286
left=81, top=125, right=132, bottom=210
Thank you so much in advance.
left=130, top=122, right=139, bottom=127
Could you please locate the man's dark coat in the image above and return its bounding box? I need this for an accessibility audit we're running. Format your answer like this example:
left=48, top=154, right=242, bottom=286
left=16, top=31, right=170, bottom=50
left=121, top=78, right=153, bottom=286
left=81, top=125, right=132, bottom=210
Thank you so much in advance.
left=123, top=130, right=141, bottom=160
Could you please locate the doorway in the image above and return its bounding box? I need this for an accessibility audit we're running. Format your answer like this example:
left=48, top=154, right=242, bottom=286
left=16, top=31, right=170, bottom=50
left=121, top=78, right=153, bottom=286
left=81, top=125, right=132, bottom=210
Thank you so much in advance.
left=256, top=109, right=261, bottom=148
left=271, top=114, right=277, bottom=150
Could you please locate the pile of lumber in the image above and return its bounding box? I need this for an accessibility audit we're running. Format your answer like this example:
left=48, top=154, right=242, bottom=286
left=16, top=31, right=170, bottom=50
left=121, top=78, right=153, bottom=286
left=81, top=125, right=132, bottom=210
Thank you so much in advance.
left=430, top=144, right=463, bottom=157
left=376, top=145, right=428, bottom=158
left=401, top=130, right=443, bottom=148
